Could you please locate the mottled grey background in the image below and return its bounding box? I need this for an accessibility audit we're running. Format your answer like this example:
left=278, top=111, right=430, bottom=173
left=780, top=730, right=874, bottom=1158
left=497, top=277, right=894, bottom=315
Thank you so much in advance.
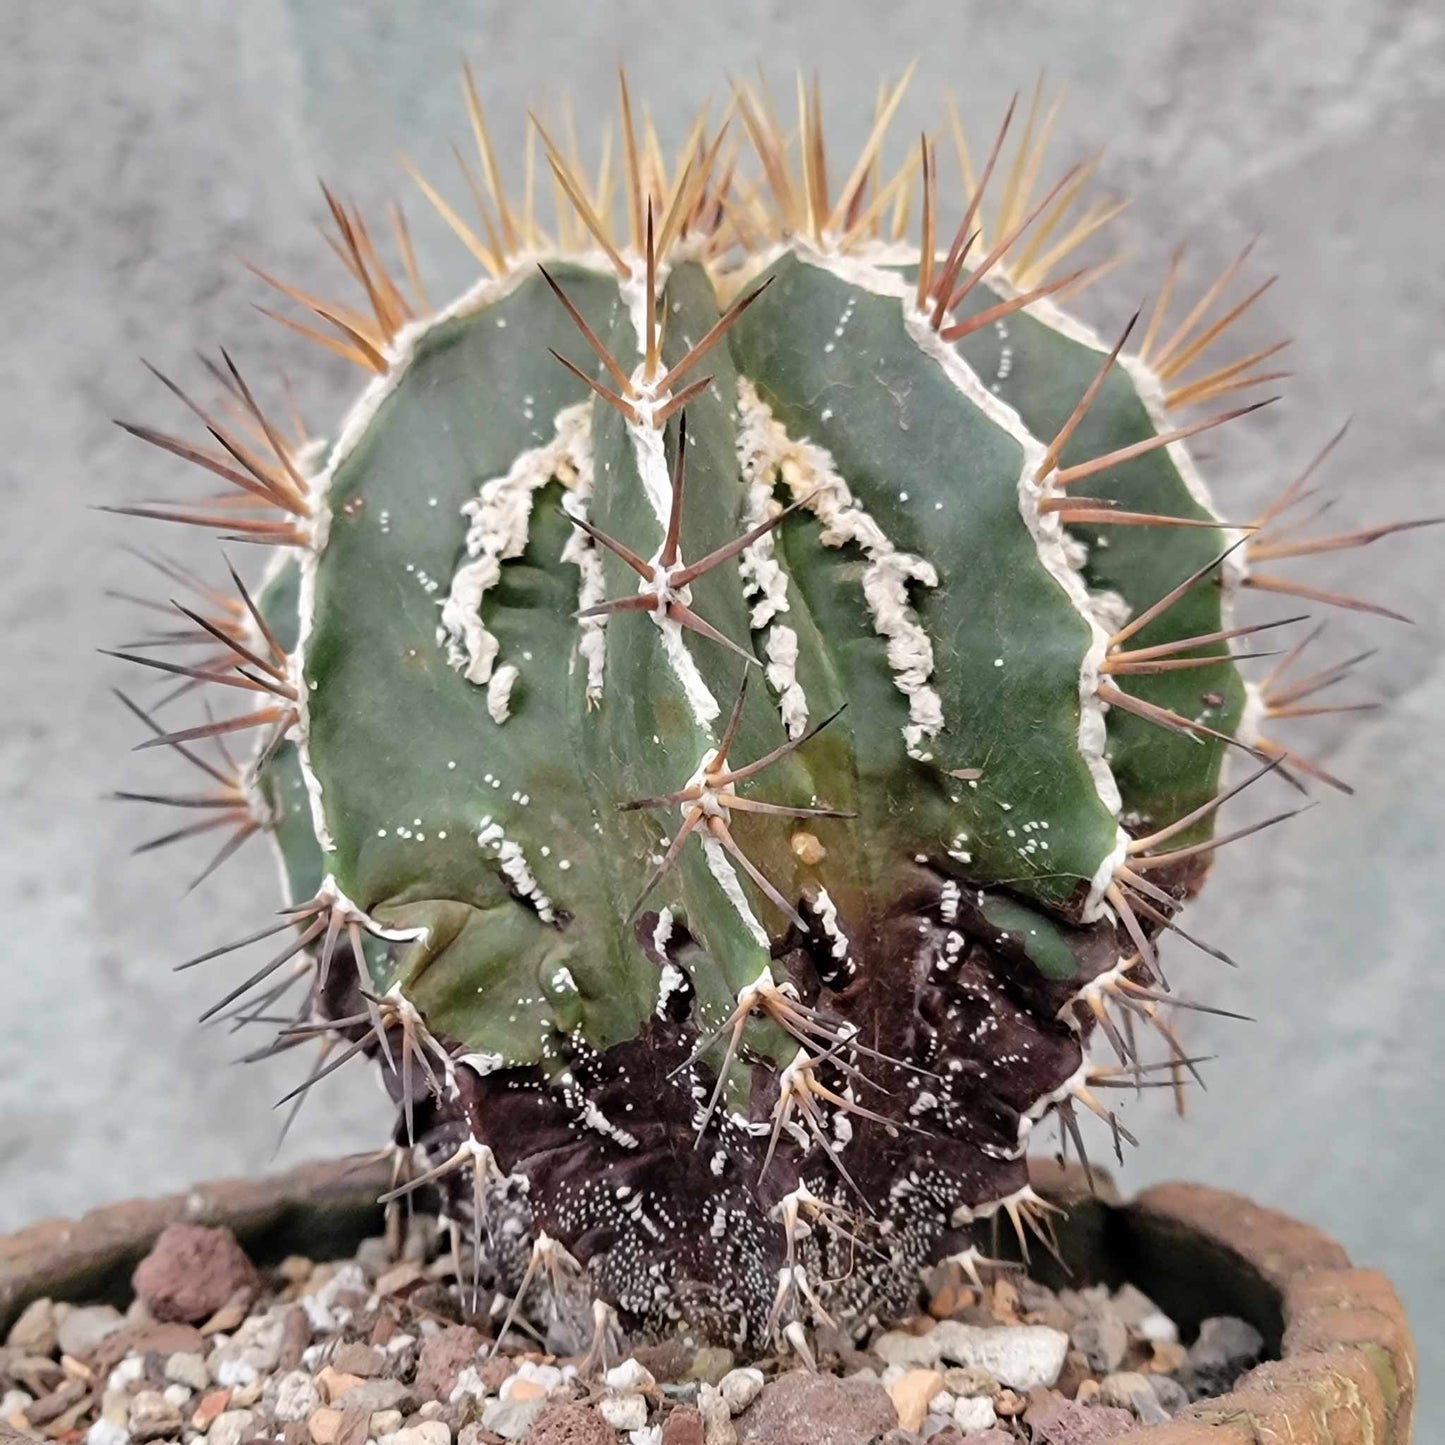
left=4, top=0, right=1441, bottom=1427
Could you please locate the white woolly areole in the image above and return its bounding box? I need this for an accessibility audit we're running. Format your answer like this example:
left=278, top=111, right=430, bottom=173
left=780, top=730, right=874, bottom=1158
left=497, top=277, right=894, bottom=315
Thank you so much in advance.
left=1062, top=957, right=1135, bottom=1027
left=1014, top=1057, right=1092, bottom=1152
left=477, top=817, right=555, bottom=924
left=486, top=663, right=519, bottom=723
left=440, top=399, right=595, bottom=688
left=317, top=874, right=431, bottom=946
left=293, top=253, right=618, bottom=857
left=455, top=1050, right=506, bottom=1077
left=651, top=905, right=675, bottom=957
left=739, top=479, right=808, bottom=737
left=954, top=1181, right=1054, bottom=1229
left=734, top=376, right=943, bottom=760
left=656, top=961, right=687, bottom=1018
left=812, top=886, right=850, bottom=963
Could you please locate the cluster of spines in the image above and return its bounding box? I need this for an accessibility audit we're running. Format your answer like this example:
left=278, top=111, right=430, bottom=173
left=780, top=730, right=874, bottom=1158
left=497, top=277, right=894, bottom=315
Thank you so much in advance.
left=104, top=67, right=1438, bottom=1347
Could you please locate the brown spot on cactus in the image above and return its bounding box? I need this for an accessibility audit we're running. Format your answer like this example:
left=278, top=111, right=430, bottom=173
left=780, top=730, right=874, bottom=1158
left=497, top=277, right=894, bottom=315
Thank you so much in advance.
left=105, top=70, right=1435, bottom=1354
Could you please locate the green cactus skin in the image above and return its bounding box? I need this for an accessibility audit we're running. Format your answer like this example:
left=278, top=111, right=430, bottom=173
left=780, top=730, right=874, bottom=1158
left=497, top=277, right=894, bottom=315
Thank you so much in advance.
left=110, top=76, right=1433, bottom=1354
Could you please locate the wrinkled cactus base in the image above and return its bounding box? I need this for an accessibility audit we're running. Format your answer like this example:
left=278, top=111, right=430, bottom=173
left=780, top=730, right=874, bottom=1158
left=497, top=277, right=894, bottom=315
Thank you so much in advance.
left=408, top=868, right=1118, bottom=1343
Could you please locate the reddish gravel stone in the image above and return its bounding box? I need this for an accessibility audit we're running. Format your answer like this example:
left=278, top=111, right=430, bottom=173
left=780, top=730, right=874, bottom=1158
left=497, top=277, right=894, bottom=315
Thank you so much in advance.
left=1024, top=1388, right=1137, bottom=1443
left=660, top=1405, right=704, bottom=1445
left=414, top=1324, right=485, bottom=1402
left=131, top=1224, right=260, bottom=1324
left=736, top=1371, right=897, bottom=1445
left=521, top=1402, right=615, bottom=1445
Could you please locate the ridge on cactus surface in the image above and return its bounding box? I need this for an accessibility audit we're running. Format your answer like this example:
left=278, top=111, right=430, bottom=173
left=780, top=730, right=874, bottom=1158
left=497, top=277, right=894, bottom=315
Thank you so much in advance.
left=107, top=69, right=1438, bottom=1352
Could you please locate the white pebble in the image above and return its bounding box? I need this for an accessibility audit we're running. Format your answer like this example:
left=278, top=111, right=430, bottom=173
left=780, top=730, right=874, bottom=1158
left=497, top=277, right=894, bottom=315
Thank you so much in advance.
left=717, top=1367, right=764, bottom=1415
left=86, top=1421, right=129, bottom=1445
left=604, top=1360, right=655, bottom=1393
left=953, top=1395, right=997, bottom=1431
left=599, top=1394, right=649, bottom=1432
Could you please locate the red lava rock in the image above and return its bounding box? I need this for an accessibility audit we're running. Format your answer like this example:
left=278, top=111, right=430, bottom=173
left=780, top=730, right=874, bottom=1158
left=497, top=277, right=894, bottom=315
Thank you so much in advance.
left=736, top=1371, right=898, bottom=1445
left=1023, top=1390, right=1137, bottom=1444
left=413, top=1325, right=486, bottom=1401
left=521, top=1402, right=615, bottom=1444
left=660, top=1405, right=705, bottom=1445
left=131, top=1224, right=260, bottom=1324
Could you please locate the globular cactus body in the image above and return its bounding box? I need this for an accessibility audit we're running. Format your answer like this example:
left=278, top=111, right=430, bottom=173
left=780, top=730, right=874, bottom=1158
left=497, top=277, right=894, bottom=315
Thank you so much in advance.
left=112, top=76, right=1433, bottom=1352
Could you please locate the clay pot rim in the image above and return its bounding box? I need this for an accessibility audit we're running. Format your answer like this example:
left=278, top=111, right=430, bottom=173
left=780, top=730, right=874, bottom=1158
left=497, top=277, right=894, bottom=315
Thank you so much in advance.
left=0, top=1157, right=1414, bottom=1442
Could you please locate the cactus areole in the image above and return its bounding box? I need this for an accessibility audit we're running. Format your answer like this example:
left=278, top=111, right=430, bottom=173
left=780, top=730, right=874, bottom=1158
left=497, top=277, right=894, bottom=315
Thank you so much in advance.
left=112, top=74, right=1434, bottom=1354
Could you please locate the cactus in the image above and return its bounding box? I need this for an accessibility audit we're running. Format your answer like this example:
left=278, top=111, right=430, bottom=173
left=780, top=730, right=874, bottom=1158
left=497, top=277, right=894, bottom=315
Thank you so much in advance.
left=109, top=74, right=1436, bottom=1353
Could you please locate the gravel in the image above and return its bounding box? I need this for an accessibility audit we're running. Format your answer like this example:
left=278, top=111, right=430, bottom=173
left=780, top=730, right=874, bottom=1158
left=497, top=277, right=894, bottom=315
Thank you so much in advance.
left=1, top=1214, right=1274, bottom=1445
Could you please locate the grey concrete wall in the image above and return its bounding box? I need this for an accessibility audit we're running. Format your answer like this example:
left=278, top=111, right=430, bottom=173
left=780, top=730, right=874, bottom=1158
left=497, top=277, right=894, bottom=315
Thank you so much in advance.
left=4, top=0, right=1441, bottom=1426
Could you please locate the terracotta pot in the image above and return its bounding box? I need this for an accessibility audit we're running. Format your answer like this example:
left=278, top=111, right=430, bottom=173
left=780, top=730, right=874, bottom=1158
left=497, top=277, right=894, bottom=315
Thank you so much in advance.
left=0, top=1157, right=1413, bottom=1443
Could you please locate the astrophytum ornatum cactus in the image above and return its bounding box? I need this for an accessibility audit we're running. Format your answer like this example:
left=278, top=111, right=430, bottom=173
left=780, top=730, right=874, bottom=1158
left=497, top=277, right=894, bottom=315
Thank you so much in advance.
left=110, top=74, right=1436, bottom=1352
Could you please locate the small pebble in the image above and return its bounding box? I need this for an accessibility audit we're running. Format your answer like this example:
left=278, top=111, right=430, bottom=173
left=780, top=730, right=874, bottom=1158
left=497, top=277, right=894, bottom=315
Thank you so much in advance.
left=1149, top=1374, right=1189, bottom=1416
left=660, top=1405, right=704, bottom=1445
left=605, top=1360, right=657, bottom=1394
left=879, top=1322, right=1068, bottom=1391
left=383, top=1423, right=452, bottom=1445
left=991, top=1389, right=1023, bottom=1417
left=941, top=1367, right=996, bottom=1398
left=8, top=1298, right=59, bottom=1356
left=190, top=1388, right=232, bottom=1431
left=209, top=1408, right=257, bottom=1445
left=886, top=1369, right=943, bottom=1432
left=87, top=1420, right=130, bottom=1445
left=1131, top=1384, right=1170, bottom=1424
left=696, top=1384, right=734, bottom=1445
left=330, top=1342, right=384, bottom=1378
left=500, top=1361, right=564, bottom=1402
left=480, top=1396, right=545, bottom=1440
left=307, top=1407, right=343, bottom=1445
left=599, top=1393, right=649, bottom=1431
left=1098, top=1371, right=1151, bottom=1411
left=274, top=1370, right=321, bottom=1423
left=952, top=1394, right=997, bottom=1432
left=1069, top=1314, right=1127, bottom=1374
left=1147, top=1339, right=1187, bottom=1374
left=1138, top=1311, right=1179, bottom=1344
left=58, top=1305, right=126, bottom=1358
left=1182, top=1314, right=1264, bottom=1398
left=2, top=1388, right=35, bottom=1419
left=715, top=1368, right=763, bottom=1416
left=164, top=1353, right=210, bottom=1392
left=331, top=1378, right=415, bottom=1414
left=127, top=1390, right=182, bottom=1442
left=685, top=1348, right=735, bottom=1387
